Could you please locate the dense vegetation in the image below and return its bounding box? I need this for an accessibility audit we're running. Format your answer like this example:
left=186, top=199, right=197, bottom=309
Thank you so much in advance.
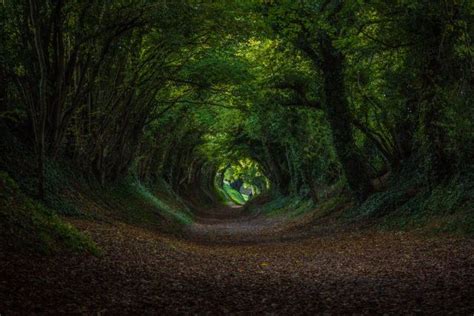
left=1, top=1, right=473, bottom=314
left=0, top=0, right=473, bottom=244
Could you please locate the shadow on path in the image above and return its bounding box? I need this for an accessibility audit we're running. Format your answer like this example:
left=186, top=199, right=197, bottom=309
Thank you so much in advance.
left=1, top=202, right=474, bottom=314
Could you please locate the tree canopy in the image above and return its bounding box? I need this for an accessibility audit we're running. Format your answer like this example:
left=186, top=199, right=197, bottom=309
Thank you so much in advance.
left=0, top=0, right=472, bottom=203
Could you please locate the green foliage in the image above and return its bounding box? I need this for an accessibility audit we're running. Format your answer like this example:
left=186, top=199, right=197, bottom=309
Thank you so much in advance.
left=380, top=175, right=474, bottom=235
left=343, top=166, right=474, bottom=235
left=0, top=129, right=82, bottom=215
left=0, top=172, right=98, bottom=255
left=1, top=0, right=473, bottom=239
left=221, top=183, right=247, bottom=205
left=247, top=195, right=314, bottom=218
left=131, top=181, right=194, bottom=226
left=89, top=178, right=194, bottom=230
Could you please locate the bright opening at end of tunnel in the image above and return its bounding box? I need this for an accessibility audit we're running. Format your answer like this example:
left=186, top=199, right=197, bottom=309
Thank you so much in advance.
left=215, top=158, right=270, bottom=206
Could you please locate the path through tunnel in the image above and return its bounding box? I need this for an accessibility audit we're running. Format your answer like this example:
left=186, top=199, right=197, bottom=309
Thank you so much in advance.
left=1, top=1, right=473, bottom=314
left=216, top=159, right=270, bottom=205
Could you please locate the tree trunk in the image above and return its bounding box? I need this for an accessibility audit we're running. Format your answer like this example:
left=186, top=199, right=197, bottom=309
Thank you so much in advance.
left=0, top=66, right=7, bottom=113
left=320, top=36, right=373, bottom=202
left=29, top=0, right=48, bottom=200
left=37, top=135, right=45, bottom=199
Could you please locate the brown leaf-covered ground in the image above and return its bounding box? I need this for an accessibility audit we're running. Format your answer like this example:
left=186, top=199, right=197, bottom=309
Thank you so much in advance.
left=1, top=206, right=474, bottom=315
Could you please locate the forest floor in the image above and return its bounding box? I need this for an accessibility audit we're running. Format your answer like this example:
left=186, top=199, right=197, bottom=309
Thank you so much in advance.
left=1, top=205, right=474, bottom=315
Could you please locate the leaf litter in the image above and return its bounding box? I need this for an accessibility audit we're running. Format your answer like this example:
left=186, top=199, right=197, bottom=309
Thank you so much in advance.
left=1, top=206, right=473, bottom=314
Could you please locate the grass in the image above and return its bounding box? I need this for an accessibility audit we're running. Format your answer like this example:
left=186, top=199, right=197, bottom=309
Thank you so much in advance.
left=131, top=181, right=194, bottom=226
left=68, top=177, right=195, bottom=233
left=219, top=183, right=247, bottom=205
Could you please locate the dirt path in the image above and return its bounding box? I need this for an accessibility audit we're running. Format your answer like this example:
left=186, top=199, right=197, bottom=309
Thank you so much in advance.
left=184, top=205, right=290, bottom=242
left=1, top=206, right=474, bottom=314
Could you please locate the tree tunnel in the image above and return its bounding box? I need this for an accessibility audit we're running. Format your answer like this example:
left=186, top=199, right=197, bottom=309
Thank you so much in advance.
left=156, top=133, right=272, bottom=208
left=2, top=0, right=468, bottom=219
left=215, top=159, right=270, bottom=205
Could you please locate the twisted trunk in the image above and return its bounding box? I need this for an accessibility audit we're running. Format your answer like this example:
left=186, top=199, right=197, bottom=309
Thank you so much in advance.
left=320, top=36, right=373, bottom=202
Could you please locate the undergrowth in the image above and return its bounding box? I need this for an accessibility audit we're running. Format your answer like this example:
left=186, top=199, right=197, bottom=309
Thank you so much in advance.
left=0, top=171, right=98, bottom=255
left=0, top=129, right=82, bottom=216
left=377, top=175, right=474, bottom=234
left=64, top=177, right=195, bottom=233
left=130, top=180, right=194, bottom=226
left=0, top=130, right=194, bottom=255
left=345, top=163, right=474, bottom=235
left=247, top=194, right=314, bottom=218
left=247, top=166, right=473, bottom=236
